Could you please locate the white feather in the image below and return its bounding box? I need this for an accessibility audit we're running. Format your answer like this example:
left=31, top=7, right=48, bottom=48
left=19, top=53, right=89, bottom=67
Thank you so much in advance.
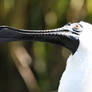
left=58, top=21, right=92, bottom=92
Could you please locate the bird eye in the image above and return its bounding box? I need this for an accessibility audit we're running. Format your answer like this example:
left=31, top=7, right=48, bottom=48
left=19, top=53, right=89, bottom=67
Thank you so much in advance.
left=72, top=24, right=81, bottom=32
left=74, top=24, right=80, bottom=29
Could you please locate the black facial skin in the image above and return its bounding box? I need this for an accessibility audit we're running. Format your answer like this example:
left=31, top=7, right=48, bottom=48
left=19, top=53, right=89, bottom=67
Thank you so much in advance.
left=0, top=25, right=80, bottom=54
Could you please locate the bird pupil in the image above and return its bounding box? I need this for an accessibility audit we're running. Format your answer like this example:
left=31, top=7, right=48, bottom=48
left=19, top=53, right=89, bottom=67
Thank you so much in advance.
left=76, top=25, right=79, bottom=27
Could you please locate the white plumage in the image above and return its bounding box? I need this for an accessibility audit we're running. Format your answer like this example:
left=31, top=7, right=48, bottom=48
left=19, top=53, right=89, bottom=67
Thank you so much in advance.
left=58, top=21, right=92, bottom=92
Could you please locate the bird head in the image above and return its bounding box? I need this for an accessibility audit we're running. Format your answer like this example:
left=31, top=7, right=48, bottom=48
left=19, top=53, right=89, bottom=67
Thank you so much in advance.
left=0, top=21, right=91, bottom=54
left=76, top=21, right=92, bottom=52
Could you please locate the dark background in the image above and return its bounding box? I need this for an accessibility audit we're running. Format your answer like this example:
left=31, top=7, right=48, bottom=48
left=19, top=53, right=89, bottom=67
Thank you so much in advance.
left=0, top=0, right=91, bottom=92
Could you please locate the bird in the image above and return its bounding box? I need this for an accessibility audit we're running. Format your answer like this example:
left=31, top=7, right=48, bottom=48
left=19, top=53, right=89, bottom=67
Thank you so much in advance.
left=0, top=21, right=92, bottom=92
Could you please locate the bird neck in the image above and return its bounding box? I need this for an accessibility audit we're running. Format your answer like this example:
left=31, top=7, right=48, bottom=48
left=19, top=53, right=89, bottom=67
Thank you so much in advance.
left=58, top=45, right=92, bottom=92
left=66, top=44, right=92, bottom=71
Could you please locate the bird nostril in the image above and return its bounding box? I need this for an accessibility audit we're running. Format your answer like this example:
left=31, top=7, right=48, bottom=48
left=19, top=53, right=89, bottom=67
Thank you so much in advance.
left=63, top=30, right=69, bottom=32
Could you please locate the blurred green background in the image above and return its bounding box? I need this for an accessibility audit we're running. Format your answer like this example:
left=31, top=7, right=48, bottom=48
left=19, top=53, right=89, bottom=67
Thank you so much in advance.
left=0, top=0, right=91, bottom=92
